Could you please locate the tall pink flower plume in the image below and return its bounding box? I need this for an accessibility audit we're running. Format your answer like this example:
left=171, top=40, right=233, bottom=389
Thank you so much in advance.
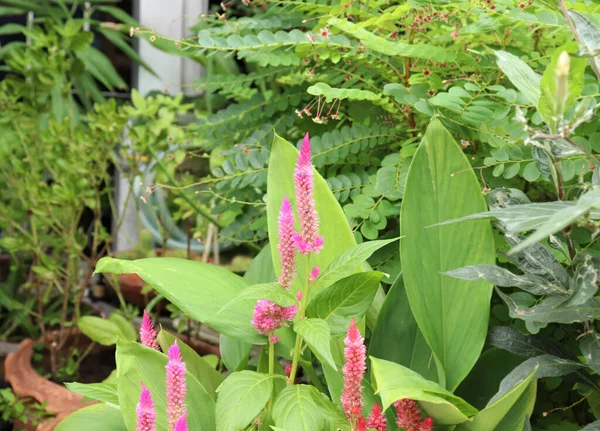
left=136, top=383, right=156, bottom=431
left=278, top=196, right=297, bottom=290
left=394, top=399, right=433, bottom=431
left=293, top=132, right=324, bottom=255
left=166, top=341, right=187, bottom=431
left=251, top=300, right=297, bottom=342
left=366, top=403, right=387, bottom=431
left=174, top=415, right=188, bottom=431
left=341, top=318, right=366, bottom=426
left=140, top=310, right=160, bottom=351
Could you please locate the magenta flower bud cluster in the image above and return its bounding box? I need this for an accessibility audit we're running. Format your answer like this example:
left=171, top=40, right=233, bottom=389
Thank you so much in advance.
left=277, top=196, right=297, bottom=291
left=140, top=310, right=160, bottom=351
left=251, top=300, right=297, bottom=343
left=135, top=341, right=188, bottom=431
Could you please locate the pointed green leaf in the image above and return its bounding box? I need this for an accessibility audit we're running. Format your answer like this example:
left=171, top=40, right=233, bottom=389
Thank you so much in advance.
left=400, top=119, right=495, bottom=391
left=215, top=371, right=274, bottom=431
left=64, top=382, right=118, bottom=406
left=495, top=50, right=541, bottom=106
left=272, top=385, right=327, bottom=431
left=294, top=318, right=336, bottom=370
left=55, top=403, right=126, bottom=431
left=219, top=282, right=297, bottom=312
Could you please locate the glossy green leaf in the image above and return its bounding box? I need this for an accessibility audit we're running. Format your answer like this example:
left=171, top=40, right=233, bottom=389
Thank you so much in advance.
left=157, top=330, right=223, bottom=399
left=306, top=271, right=383, bottom=337
left=369, top=275, right=437, bottom=382
left=220, top=282, right=297, bottom=312
left=581, top=333, right=600, bottom=374
left=95, top=257, right=263, bottom=344
left=272, top=385, right=327, bottom=431
left=109, top=313, right=138, bottom=343
left=54, top=403, right=126, bottom=431
left=371, top=357, right=478, bottom=425
left=64, top=382, right=119, bottom=406
left=487, top=326, right=575, bottom=360
left=116, top=340, right=215, bottom=431
left=294, top=318, right=336, bottom=370
left=266, top=133, right=358, bottom=298
left=77, top=316, right=134, bottom=346
left=400, top=118, right=495, bottom=391
left=492, top=382, right=537, bottom=431
left=495, top=50, right=541, bottom=106
left=568, top=11, right=600, bottom=73
left=567, top=256, right=598, bottom=306
left=215, top=371, right=274, bottom=431
left=455, top=367, right=536, bottom=431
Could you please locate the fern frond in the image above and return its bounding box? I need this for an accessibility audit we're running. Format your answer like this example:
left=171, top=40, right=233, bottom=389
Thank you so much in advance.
left=193, top=67, right=293, bottom=100
left=197, top=13, right=305, bottom=38
left=307, top=82, right=398, bottom=113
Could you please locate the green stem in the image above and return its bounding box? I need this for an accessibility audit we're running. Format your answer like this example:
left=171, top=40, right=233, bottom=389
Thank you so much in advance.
left=288, top=255, right=311, bottom=385
left=268, top=339, right=275, bottom=410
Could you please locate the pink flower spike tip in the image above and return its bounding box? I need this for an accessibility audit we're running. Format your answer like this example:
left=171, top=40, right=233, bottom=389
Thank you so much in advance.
left=394, top=398, right=434, bottom=431
left=341, top=318, right=366, bottom=426
left=309, top=266, right=320, bottom=282
left=174, top=414, right=188, bottom=431
left=136, top=383, right=156, bottom=431
left=166, top=341, right=187, bottom=431
left=366, top=403, right=387, bottom=431
left=140, top=310, right=160, bottom=351
left=277, top=196, right=297, bottom=291
left=293, top=132, right=324, bottom=255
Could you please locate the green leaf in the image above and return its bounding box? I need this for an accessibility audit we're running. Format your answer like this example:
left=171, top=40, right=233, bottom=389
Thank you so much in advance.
left=566, top=255, right=598, bottom=306
left=294, top=318, right=336, bottom=370
left=568, top=11, right=600, bottom=73
left=109, top=313, right=138, bottom=343
left=538, top=43, right=587, bottom=126
left=454, top=367, right=536, bottom=431
left=76, top=45, right=127, bottom=90
left=495, top=50, right=541, bottom=106
left=77, top=316, right=132, bottom=346
left=157, top=330, right=223, bottom=399
left=266, top=133, right=358, bottom=298
left=55, top=403, right=126, bottom=431
left=312, top=238, right=398, bottom=292
left=400, top=118, right=495, bottom=391
left=369, top=275, right=437, bottom=382
left=509, top=190, right=600, bottom=253
left=64, top=382, right=119, bottom=405
left=95, top=257, right=263, bottom=344
left=306, top=272, right=383, bottom=337
left=375, top=155, right=411, bottom=200
left=487, top=326, right=575, bottom=360
left=97, top=28, right=157, bottom=76
left=220, top=283, right=297, bottom=312
left=580, top=421, right=600, bottom=431
left=116, top=340, right=215, bottom=431
left=371, top=357, right=478, bottom=425
left=581, top=333, right=600, bottom=374
left=272, top=385, right=328, bottom=431
left=215, top=371, right=274, bottom=431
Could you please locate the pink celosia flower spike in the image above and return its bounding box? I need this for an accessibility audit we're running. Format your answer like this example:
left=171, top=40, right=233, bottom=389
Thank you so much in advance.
left=166, top=341, right=187, bottom=431
left=341, top=318, right=366, bottom=427
left=366, top=403, right=387, bottom=431
left=394, top=398, right=434, bottom=431
left=278, top=196, right=297, bottom=290
left=293, top=132, right=324, bottom=255
left=174, top=414, right=188, bottom=431
left=136, top=383, right=156, bottom=431
left=356, top=417, right=367, bottom=431
left=251, top=300, right=297, bottom=343
left=140, top=310, right=160, bottom=351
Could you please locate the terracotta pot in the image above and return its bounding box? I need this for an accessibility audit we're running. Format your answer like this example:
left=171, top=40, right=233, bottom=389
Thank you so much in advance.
left=4, top=339, right=94, bottom=431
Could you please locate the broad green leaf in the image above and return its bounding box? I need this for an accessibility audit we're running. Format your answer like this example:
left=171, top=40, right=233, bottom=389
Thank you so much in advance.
left=312, top=238, right=398, bottom=292
left=294, top=318, right=336, bottom=370
left=272, top=385, right=327, bottom=431
left=509, top=190, right=600, bottom=254
left=487, top=326, right=575, bottom=360
left=400, top=118, right=495, bottom=391
left=581, top=421, right=600, bottom=430
left=95, top=257, right=263, bottom=344
left=244, top=244, right=277, bottom=284
left=266, top=133, right=357, bottom=298
left=54, top=403, right=126, bottom=431
left=76, top=45, right=127, bottom=90
left=109, top=313, right=138, bottom=343
left=371, top=357, right=478, bottom=425
left=157, top=330, right=223, bottom=399
left=581, top=333, right=600, bottom=375
left=495, top=50, right=541, bottom=106
left=493, top=382, right=537, bottom=431
left=434, top=202, right=600, bottom=233
left=369, top=275, right=437, bottom=382
left=116, top=340, right=215, bottom=431
left=445, top=264, right=568, bottom=296
left=538, top=43, right=587, bottom=127
left=64, top=382, right=119, bottom=406
left=77, top=316, right=132, bottom=346
left=306, top=272, right=383, bottom=337
left=455, top=367, right=536, bottom=431
left=497, top=288, right=600, bottom=323
left=566, top=256, right=598, bottom=306
left=219, top=283, right=297, bottom=312
left=215, top=371, right=274, bottom=431
left=455, top=348, right=524, bottom=410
